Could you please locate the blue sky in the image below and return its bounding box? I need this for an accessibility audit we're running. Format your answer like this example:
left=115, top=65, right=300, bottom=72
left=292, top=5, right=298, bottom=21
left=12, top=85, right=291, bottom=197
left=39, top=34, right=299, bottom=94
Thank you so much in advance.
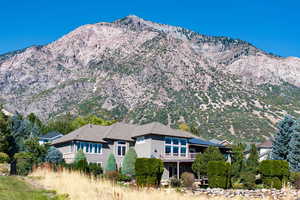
left=1, top=0, right=299, bottom=57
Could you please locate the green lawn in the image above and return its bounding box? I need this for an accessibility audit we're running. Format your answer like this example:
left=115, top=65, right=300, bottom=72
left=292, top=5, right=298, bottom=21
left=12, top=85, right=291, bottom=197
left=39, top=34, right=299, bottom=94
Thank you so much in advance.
left=0, top=176, right=66, bottom=200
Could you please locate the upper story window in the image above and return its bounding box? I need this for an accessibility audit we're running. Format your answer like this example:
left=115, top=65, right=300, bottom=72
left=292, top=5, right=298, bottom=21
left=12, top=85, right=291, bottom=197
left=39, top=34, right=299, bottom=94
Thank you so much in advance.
left=164, top=137, right=187, bottom=157
left=136, top=136, right=145, bottom=144
left=116, top=141, right=126, bottom=156
left=76, top=141, right=102, bottom=154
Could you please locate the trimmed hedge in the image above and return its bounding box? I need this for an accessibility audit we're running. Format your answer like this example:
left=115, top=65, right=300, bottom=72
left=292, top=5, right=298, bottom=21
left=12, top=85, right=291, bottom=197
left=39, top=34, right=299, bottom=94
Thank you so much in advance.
left=135, top=158, right=164, bottom=187
left=0, top=152, right=9, bottom=163
left=208, top=161, right=231, bottom=189
left=259, top=160, right=289, bottom=189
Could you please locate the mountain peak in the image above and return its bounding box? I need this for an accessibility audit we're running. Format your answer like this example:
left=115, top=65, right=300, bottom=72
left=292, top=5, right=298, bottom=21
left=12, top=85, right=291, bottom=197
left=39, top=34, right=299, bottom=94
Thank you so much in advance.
left=123, top=15, right=145, bottom=21
left=115, top=15, right=152, bottom=28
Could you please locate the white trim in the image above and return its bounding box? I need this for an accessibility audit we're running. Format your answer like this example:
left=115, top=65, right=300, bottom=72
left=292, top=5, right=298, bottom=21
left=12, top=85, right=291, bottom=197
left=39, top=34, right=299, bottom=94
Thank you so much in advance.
left=164, top=137, right=188, bottom=157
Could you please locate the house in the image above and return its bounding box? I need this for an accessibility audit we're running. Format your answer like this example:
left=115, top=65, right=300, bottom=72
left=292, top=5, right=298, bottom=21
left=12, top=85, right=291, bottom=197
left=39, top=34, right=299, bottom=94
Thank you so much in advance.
left=39, top=131, right=63, bottom=145
left=209, top=139, right=232, bottom=147
left=257, top=139, right=273, bottom=161
left=52, top=122, right=230, bottom=180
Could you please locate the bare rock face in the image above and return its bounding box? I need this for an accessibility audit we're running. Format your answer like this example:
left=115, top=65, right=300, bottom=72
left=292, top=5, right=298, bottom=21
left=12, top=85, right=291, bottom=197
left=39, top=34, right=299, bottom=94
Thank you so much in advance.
left=1, top=15, right=300, bottom=142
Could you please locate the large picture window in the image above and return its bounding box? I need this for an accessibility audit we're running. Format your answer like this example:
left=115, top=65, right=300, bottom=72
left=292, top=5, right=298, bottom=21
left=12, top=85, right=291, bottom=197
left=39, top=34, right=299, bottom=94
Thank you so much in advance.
left=76, top=141, right=102, bottom=154
left=164, top=137, right=187, bottom=157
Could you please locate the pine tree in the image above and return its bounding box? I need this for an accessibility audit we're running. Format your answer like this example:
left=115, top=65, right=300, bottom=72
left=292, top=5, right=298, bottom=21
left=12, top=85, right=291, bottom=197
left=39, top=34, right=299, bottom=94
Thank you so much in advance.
left=231, top=143, right=246, bottom=182
left=271, top=115, right=295, bottom=160
left=45, top=146, right=63, bottom=164
left=288, top=120, right=300, bottom=172
left=121, top=148, right=137, bottom=176
left=192, top=146, right=224, bottom=177
left=246, top=144, right=259, bottom=173
left=105, top=153, right=117, bottom=172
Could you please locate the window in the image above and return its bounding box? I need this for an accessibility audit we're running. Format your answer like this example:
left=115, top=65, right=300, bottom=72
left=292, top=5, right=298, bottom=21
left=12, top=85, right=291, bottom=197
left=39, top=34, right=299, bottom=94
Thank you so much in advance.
left=165, top=145, right=171, bottom=155
left=173, top=146, right=179, bottom=156
left=181, top=147, right=187, bottom=157
left=85, top=143, right=89, bottom=153
left=75, top=141, right=102, bottom=154
left=136, top=136, right=145, bottom=144
left=95, top=144, right=102, bottom=154
left=116, top=141, right=126, bottom=156
left=165, top=138, right=172, bottom=144
left=164, top=137, right=187, bottom=157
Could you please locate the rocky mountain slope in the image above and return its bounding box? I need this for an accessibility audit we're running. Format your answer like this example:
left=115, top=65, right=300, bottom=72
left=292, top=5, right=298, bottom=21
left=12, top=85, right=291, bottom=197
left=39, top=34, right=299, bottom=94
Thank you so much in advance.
left=1, top=15, right=300, bottom=142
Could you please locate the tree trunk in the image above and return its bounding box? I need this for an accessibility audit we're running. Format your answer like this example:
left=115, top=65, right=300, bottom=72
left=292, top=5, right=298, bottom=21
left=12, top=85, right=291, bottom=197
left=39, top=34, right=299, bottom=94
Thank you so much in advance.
left=10, top=159, right=17, bottom=175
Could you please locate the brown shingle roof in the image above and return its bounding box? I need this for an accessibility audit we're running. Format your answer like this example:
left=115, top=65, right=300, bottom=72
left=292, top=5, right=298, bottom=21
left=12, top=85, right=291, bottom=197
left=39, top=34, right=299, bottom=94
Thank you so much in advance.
left=103, top=122, right=137, bottom=141
left=257, top=140, right=273, bottom=148
left=132, top=122, right=194, bottom=138
left=52, top=124, right=109, bottom=144
left=52, top=122, right=194, bottom=145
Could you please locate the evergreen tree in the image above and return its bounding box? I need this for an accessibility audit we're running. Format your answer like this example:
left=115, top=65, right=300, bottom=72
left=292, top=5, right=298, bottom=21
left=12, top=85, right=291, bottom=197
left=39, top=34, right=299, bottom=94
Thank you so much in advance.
left=24, top=137, right=47, bottom=164
left=192, top=146, right=224, bottom=177
left=271, top=115, right=295, bottom=160
left=288, top=120, right=300, bottom=171
left=121, top=148, right=137, bottom=176
left=246, top=144, right=259, bottom=173
left=231, top=143, right=246, bottom=182
left=74, top=149, right=86, bottom=163
left=45, top=147, right=63, bottom=164
left=105, top=153, right=117, bottom=172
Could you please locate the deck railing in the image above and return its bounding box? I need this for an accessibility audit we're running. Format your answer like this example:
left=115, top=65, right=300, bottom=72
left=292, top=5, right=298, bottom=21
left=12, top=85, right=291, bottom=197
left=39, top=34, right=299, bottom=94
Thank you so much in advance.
left=162, top=152, right=201, bottom=160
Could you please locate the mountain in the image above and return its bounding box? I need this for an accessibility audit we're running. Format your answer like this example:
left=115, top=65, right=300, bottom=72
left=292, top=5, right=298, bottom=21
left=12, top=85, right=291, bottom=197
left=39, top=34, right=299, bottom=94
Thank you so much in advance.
left=1, top=15, right=300, bottom=142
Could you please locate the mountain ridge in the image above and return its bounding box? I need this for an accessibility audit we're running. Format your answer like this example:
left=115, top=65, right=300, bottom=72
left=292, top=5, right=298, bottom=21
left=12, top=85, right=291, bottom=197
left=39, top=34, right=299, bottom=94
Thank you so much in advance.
left=1, top=15, right=300, bottom=142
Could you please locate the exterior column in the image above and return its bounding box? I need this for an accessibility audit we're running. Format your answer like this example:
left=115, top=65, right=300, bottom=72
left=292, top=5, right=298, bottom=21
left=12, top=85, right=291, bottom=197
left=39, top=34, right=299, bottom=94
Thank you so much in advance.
left=177, top=161, right=180, bottom=179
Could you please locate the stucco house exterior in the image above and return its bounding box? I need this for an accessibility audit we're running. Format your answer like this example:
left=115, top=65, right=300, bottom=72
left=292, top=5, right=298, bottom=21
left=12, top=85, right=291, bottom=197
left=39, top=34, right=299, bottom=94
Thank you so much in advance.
left=52, top=122, right=230, bottom=180
left=257, top=139, right=273, bottom=161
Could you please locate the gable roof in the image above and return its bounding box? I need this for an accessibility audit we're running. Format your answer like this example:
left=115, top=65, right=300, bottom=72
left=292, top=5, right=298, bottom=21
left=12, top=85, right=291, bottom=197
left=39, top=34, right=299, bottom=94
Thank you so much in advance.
left=257, top=139, right=273, bottom=148
left=52, top=124, right=109, bottom=145
left=40, top=131, right=63, bottom=139
left=132, top=122, right=194, bottom=139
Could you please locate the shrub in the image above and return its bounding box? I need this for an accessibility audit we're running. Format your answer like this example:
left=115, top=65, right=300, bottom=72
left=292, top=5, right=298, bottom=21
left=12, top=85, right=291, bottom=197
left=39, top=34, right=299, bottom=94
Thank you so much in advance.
left=208, top=161, right=231, bottom=189
left=105, top=153, right=117, bottom=172
left=135, top=158, right=164, bottom=187
left=192, top=147, right=225, bottom=177
left=14, top=152, right=33, bottom=176
left=170, top=177, right=181, bottom=187
left=290, top=172, right=300, bottom=189
left=121, top=148, right=137, bottom=177
left=117, top=173, right=132, bottom=182
left=0, top=152, right=9, bottom=163
left=259, top=160, right=289, bottom=189
left=45, top=147, right=63, bottom=164
left=240, top=171, right=256, bottom=189
left=75, top=159, right=89, bottom=173
left=181, top=172, right=195, bottom=188
left=74, top=149, right=86, bottom=163
left=88, top=163, right=103, bottom=177
left=262, top=177, right=282, bottom=189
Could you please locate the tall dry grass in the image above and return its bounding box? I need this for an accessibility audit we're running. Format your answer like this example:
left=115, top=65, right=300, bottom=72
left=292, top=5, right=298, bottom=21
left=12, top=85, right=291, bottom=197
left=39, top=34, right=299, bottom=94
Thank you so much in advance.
left=29, top=168, right=293, bottom=200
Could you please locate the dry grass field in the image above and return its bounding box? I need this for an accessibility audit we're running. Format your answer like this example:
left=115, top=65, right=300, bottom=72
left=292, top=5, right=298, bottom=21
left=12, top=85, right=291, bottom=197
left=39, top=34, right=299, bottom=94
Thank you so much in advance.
left=29, top=168, right=297, bottom=200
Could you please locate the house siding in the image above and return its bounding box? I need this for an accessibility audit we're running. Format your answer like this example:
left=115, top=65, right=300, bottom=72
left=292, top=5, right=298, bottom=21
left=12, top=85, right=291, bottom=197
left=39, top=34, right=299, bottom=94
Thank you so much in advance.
left=150, top=135, right=165, bottom=158
left=55, top=140, right=133, bottom=169
left=134, top=136, right=152, bottom=158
